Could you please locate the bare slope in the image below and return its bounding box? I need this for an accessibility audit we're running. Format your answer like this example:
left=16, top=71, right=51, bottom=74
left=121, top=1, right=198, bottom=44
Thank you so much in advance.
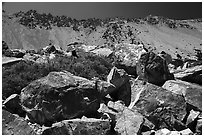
left=2, top=13, right=202, bottom=59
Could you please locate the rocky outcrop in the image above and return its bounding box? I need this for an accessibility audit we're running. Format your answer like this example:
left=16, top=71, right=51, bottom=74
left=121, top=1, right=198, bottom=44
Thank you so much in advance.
left=163, top=80, right=202, bottom=111
left=42, top=118, right=111, bottom=135
left=107, top=67, right=131, bottom=106
left=130, top=80, right=187, bottom=130
left=20, top=71, right=115, bottom=125
left=173, top=65, right=202, bottom=85
left=114, top=43, right=147, bottom=76
left=2, top=109, right=36, bottom=135
left=137, top=51, right=174, bottom=86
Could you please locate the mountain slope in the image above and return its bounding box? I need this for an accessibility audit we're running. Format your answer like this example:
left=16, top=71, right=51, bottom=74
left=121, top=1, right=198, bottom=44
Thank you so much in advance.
left=2, top=12, right=202, bottom=59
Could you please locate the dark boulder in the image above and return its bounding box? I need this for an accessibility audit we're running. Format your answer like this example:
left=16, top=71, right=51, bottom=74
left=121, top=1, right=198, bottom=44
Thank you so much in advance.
left=107, top=67, right=131, bottom=106
left=20, top=71, right=115, bottom=125
left=137, top=51, right=174, bottom=86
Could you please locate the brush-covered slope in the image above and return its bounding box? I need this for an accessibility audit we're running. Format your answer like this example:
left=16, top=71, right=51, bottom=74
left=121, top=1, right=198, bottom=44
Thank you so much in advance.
left=2, top=11, right=202, bottom=59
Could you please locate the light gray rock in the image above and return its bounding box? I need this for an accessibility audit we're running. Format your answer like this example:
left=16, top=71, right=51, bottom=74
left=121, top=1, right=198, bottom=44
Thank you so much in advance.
left=130, top=80, right=187, bottom=130
left=163, top=80, right=202, bottom=111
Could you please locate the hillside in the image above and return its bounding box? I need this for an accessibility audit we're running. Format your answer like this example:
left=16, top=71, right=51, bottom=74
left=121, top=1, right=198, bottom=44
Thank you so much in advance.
left=2, top=10, right=202, bottom=59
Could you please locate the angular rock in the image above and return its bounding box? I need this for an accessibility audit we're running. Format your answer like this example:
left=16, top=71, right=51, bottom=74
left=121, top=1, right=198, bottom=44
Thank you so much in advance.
left=163, top=80, right=202, bottom=111
left=137, top=51, right=174, bottom=86
left=173, top=65, right=202, bottom=85
left=99, top=101, right=144, bottom=135
left=114, top=107, right=144, bottom=135
left=114, top=43, right=147, bottom=76
left=179, top=128, right=194, bottom=135
left=186, top=110, right=200, bottom=126
left=107, top=67, right=131, bottom=106
left=2, top=109, right=36, bottom=135
left=3, top=94, right=25, bottom=117
left=42, top=118, right=111, bottom=135
left=20, top=71, right=114, bottom=125
left=131, top=80, right=187, bottom=130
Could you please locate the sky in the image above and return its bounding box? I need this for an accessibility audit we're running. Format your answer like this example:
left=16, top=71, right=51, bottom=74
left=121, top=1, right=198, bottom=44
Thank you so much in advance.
left=2, top=2, right=202, bottom=20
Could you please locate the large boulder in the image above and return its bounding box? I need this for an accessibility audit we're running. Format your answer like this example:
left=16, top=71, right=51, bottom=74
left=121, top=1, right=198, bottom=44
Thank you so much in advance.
left=163, top=80, right=202, bottom=111
left=2, top=109, right=36, bottom=135
left=20, top=71, right=115, bottom=125
left=137, top=51, right=174, bottom=86
left=107, top=67, right=131, bottom=106
left=42, top=118, right=111, bottom=135
left=114, top=43, right=147, bottom=76
left=173, top=65, right=202, bottom=85
left=130, top=80, right=187, bottom=130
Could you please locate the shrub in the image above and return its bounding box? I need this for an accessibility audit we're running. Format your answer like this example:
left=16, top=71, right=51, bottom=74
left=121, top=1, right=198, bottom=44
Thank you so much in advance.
left=2, top=52, right=113, bottom=99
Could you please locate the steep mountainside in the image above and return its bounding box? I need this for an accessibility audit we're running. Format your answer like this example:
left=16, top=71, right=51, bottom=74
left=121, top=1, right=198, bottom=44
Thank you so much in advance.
left=2, top=11, right=202, bottom=59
